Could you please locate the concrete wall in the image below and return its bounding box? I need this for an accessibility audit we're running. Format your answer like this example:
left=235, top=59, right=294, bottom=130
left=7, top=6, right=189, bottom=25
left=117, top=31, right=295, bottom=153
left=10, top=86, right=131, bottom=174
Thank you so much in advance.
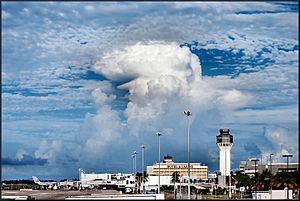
left=145, top=176, right=172, bottom=186
left=252, top=190, right=293, bottom=200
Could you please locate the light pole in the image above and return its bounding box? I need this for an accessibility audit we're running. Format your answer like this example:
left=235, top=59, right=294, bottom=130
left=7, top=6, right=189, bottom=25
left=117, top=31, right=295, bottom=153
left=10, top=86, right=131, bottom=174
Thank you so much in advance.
left=269, top=153, right=274, bottom=175
left=133, top=151, right=137, bottom=192
left=251, top=159, right=259, bottom=200
left=156, top=132, right=162, bottom=194
left=132, top=154, right=135, bottom=174
left=141, top=144, right=145, bottom=194
left=282, top=154, right=293, bottom=200
left=270, top=153, right=274, bottom=199
left=184, top=110, right=192, bottom=200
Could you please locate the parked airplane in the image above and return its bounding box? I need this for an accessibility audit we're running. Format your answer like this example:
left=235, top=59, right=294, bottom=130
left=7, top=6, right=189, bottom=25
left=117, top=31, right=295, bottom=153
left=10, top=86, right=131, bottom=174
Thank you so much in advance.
left=32, top=176, right=58, bottom=189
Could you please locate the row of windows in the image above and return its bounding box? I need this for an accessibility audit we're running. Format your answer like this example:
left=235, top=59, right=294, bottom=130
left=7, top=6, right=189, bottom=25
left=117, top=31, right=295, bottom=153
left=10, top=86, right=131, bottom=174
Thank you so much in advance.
left=149, top=173, right=208, bottom=179
left=217, top=143, right=232, bottom=146
left=150, top=166, right=208, bottom=170
left=151, top=170, right=208, bottom=177
left=126, top=180, right=135, bottom=184
left=152, top=170, right=207, bottom=173
left=216, top=136, right=233, bottom=143
left=152, top=172, right=207, bottom=174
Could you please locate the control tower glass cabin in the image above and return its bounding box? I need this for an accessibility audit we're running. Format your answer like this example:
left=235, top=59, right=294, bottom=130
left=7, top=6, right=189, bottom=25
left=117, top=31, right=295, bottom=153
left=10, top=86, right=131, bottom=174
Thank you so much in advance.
left=216, top=128, right=233, bottom=176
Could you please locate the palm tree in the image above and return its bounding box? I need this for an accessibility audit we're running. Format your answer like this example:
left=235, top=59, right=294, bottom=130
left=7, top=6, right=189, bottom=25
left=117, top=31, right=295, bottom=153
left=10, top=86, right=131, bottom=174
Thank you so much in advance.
left=232, top=171, right=251, bottom=188
left=171, top=171, right=180, bottom=183
left=142, top=171, right=149, bottom=192
left=135, top=171, right=149, bottom=193
left=171, top=171, right=180, bottom=199
left=273, top=171, right=298, bottom=192
left=255, top=169, right=272, bottom=191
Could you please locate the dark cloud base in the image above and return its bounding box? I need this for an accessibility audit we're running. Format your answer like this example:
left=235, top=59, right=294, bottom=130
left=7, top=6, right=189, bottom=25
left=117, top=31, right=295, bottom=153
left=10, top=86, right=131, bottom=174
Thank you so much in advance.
left=2, top=154, right=47, bottom=166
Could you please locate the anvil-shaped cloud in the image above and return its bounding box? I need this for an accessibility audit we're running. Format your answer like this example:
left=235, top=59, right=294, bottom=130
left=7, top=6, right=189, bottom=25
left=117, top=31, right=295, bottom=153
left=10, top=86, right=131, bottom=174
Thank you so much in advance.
left=77, top=41, right=252, bottom=167
left=94, top=41, right=251, bottom=132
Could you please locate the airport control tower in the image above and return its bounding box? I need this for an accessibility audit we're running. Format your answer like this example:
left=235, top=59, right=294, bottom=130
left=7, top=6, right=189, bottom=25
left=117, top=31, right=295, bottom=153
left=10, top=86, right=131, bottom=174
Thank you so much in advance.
left=216, top=128, right=233, bottom=188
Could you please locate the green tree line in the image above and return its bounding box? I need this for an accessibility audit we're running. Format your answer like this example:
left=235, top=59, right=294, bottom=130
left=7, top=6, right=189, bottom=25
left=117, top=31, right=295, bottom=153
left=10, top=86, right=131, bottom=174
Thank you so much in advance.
left=232, top=170, right=299, bottom=192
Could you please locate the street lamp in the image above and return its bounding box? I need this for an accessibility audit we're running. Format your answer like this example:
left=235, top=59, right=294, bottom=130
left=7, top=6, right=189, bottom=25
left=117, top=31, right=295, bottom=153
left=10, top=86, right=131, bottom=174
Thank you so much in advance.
left=133, top=151, right=137, bottom=192
left=141, top=144, right=145, bottom=194
left=282, top=154, right=293, bottom=200
left=251, top=158, right=259, bottom=200
left=132, top=154, right=135, bottom=174
left=269, top=153, right=274, bottom=199
left=156, top=132, right=162, bottom=194
left=183, top=110, right=192, bottom=200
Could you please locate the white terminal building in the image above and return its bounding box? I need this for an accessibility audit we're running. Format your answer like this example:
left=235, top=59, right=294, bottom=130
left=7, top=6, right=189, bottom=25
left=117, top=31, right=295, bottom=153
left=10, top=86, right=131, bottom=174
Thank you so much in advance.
left=145, top=156, right=208, bottom=192
left=216, top=128, right=233, bottom=188
left=79, top=168, right=135, bottom=190
left=147, top=155, right=208, bottom=181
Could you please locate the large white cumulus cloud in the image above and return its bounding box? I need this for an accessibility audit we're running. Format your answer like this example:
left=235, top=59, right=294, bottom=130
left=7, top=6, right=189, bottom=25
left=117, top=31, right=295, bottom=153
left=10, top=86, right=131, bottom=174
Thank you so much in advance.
left=14, top=42, right=256, bottom=171
left=34, top=140, right=62, bottom=164
left=94, top=41, right=201, bottom=83
left=91, top=41, right=252, bottom=141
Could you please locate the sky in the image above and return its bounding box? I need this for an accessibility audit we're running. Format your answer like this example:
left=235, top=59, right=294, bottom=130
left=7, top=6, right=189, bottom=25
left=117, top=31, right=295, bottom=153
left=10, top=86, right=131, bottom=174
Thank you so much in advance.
left=1, top=1, right=298, bottom=180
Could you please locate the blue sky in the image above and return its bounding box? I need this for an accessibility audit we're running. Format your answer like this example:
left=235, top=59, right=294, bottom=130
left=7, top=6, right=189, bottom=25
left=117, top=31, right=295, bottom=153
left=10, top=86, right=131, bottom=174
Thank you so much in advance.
left=2, top=1, right=298, bottom=180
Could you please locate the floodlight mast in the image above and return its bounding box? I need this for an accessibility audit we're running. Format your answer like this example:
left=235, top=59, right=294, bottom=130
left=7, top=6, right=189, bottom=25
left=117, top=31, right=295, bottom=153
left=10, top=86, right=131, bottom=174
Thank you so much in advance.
left=156, top=132, right=162, bottom=194
left=133, top=151, right=137, bottom=192
left=183, top=110, right=192, bottom=200
left=282, top=154, right=293, bottom=200
left=141, top=144, right=145, bottom=194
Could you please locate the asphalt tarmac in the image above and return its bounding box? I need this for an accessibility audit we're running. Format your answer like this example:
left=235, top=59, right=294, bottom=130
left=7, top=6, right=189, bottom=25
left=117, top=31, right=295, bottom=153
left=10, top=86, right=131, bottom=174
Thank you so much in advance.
left=1, top=189, right=120, bottom=200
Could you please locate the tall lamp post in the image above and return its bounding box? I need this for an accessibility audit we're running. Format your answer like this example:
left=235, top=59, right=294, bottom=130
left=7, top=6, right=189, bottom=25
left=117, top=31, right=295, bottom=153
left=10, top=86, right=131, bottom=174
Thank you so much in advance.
left=133, top=151, right=137, bottom=192
left=269, top=153, right=274, bottom=199
left=251, top=158, right=259, bottom=200
left=132, top=154, right=135, bottom=175
left=269, top=153, right=274, bottom=175
left=282, top=154, right=293, bottom=200
left=184, top=110, right=192, bottom=200
left=156, top=132, right=162, bottom=194
left=141, top=144, right=145, bottom=194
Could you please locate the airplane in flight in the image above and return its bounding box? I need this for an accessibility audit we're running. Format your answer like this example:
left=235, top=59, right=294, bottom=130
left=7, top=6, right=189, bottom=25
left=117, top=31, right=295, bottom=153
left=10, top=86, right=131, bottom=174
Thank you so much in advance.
left=32, top=176, right=58, bottom=190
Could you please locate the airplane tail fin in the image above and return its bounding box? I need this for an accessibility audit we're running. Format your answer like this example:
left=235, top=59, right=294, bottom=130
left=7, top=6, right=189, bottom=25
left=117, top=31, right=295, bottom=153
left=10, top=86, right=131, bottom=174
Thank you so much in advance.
left=32, top=176, right=40, bottom=184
